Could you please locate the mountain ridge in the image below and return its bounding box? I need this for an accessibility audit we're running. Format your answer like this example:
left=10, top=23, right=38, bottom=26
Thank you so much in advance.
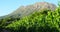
left=9, top=2, right=56, bottom=18
left=0, top=2, right=57, bottom=19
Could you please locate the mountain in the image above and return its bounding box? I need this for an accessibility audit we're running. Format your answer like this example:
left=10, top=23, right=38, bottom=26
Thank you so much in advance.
left=0, top=2, right=57, bottom=20
left=0, top=2, right=57, bottom=32
left=9, top=2, right=56, bottom=17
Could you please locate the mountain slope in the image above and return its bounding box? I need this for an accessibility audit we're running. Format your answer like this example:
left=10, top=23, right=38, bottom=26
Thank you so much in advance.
left=9, top=2, right=57, bottom=18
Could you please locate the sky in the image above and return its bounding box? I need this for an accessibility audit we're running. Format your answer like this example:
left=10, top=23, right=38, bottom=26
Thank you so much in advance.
left=0, top=0, right=58, bottom=16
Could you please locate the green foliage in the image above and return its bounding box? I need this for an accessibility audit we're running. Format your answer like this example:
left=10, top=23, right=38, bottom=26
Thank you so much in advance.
left=5, top=7, right=60, bottom=32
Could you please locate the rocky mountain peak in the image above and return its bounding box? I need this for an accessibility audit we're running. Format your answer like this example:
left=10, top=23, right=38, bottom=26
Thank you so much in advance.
left=9, top=2, right=57, bottom=17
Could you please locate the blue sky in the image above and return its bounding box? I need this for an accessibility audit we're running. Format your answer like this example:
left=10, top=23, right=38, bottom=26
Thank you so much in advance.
left=0, top=0, right=58, bottom=16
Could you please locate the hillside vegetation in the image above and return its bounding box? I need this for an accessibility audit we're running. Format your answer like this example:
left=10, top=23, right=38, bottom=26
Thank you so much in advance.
left=0, top=6, right=60, bottom=32
left=3, top=6, right=60, bottom=32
